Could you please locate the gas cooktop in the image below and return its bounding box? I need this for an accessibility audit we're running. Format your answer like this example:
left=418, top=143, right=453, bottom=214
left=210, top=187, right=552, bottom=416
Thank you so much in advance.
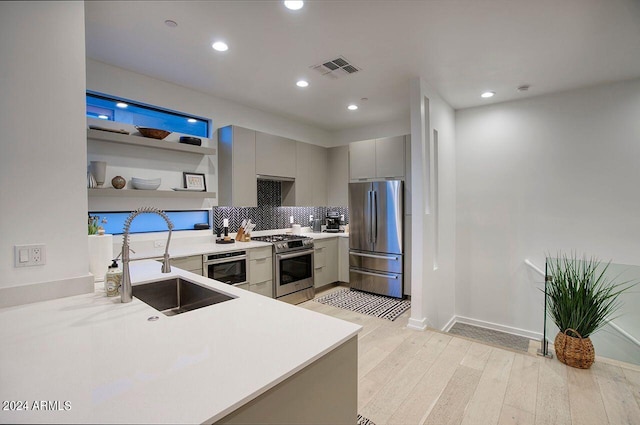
left=251, top=234, right=314, bottom=254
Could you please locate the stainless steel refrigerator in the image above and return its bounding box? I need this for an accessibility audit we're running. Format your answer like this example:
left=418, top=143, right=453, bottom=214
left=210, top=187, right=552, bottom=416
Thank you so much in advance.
left=349, top=180, right=404, bottom=298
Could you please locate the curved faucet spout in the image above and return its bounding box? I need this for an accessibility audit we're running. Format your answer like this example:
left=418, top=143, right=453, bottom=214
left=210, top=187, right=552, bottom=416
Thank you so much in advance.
left=120, top=207, right=174, bottom=303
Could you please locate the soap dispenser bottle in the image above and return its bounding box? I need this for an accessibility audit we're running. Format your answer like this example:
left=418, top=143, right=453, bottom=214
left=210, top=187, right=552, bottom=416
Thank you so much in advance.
left=104, top=259, right=122, bottom=297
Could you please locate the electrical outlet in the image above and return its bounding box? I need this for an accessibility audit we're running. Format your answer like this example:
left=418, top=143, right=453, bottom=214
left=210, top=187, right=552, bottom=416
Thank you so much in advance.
left=153, top=240, right=166, bottom=248
left=14, top=244, right=46, bottom=267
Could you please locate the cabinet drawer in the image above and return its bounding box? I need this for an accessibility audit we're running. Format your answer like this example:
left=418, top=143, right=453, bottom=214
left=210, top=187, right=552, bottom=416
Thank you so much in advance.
left=172, top=256, right=203, bottom=272
left=249, top=246, right=272, bottom=261
left=314, top=266, right=332, bottom=288
left=235, top=282, right=250, bottom=291
left=187, top=268, right=203, bottom=276
left=250, top=257, right=272, bottom=284
left=249, top=280, right=273, bottom=298
left=314, top=246, right=327, bottom=268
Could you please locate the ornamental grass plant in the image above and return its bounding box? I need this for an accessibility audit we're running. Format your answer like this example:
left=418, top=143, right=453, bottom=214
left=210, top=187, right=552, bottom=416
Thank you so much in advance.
left=546, top=252, right=637, bottom=338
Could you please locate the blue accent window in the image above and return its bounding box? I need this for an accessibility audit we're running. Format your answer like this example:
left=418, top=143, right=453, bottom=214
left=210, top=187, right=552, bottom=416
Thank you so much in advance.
left=86, top=92, right=209, bottom=138
left=90, top=210, right=210, bottom=235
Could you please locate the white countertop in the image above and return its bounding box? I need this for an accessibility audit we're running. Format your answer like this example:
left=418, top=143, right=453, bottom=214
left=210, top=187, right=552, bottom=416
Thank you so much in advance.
left=0, top=261, right=361, bottom=424
left=127, top=231, right=348, bottom=260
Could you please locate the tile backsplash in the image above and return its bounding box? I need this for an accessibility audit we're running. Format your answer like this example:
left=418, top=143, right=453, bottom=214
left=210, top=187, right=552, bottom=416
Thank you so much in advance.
left=213, top=180, right=348, bottom=232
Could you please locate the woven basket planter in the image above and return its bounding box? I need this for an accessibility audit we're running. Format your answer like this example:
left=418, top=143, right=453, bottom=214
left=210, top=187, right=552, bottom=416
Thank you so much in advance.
left=554, top=328, right=595, bottom=369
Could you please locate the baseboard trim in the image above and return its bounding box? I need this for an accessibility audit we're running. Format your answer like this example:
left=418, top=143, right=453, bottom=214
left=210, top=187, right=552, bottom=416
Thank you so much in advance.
left=407, top=317, right=428, bottom=331
left=441, top=315, right=457, bottom=333
left=452, top=315, right=542, bottom=341
left=0, top=274, right=94, bottom=309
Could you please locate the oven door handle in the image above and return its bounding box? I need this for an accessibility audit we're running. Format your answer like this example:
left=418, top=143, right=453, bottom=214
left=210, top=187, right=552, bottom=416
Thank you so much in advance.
left=204, top=255, right=247, bottom=265
left=350, top=269, right=399, bottom=279
left=277, top=249, right=315, bottom=260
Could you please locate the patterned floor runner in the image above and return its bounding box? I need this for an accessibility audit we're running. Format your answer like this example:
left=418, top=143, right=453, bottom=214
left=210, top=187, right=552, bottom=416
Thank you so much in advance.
left=357, top=414, right=376, bottom=425
left=314, top=288, right=410, bottom=321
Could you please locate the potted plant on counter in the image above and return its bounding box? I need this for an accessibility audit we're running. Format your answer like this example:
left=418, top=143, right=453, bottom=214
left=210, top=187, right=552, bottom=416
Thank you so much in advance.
left=88, top=215, right=112, bottom=283
left=546, top=252, right=637, bottom=369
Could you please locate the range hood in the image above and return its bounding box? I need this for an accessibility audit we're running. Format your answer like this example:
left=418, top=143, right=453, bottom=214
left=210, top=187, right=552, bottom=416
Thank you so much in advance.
left=257, top=174, right=295, bottom=182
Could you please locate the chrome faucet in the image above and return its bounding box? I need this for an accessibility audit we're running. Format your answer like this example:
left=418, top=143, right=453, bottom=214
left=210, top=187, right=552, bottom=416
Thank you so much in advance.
left=120, top=207, right=174, bottom=303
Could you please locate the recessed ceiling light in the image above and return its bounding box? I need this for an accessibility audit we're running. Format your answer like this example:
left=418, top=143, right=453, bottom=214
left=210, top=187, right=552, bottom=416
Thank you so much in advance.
left=481, top=91, right=495, bottom=98
left=98, top=115, right=109, bottom=120
left=116, top=102, right=128, bottom=108
left=187, top=118, right=197, bottom=123
left=212, top=41, right=228, bottom=52
left=296, top=80, right=309, bottom=88
left=347, top=104, right=358, bottom=111
left=164, top=20, right=178, bottom=28
left=284, top=1, right=304, bottom=10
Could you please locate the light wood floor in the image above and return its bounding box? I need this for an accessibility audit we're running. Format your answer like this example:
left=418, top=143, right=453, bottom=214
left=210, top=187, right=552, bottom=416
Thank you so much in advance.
left=299, top=286, right=640, bottom=425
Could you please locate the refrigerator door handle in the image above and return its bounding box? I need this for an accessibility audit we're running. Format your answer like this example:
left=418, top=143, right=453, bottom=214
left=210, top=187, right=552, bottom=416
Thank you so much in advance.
left=366, top=190, right=372, bottom=244
left=350, top=252, right=400, bottom=261
left=372, top=190, right=378, bottom=244
left=350, top=269, right=399, bottom=279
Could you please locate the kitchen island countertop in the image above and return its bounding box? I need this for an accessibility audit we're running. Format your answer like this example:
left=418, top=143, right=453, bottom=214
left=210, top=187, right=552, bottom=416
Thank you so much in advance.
left=0, top=261, right=361, bottom=424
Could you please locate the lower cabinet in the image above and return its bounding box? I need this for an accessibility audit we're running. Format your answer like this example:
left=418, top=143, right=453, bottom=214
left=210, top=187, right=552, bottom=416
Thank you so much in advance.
left=314, top=238, right=338, bottom=288
left=249, top=246, right=273, bottom=298
left=338, top=237, right=349, bottom=283
left=171, top=255, right=203, bottom=276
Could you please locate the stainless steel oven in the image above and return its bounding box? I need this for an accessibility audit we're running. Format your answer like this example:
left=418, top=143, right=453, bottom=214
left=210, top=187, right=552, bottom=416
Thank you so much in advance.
left=251, top=235, right=315, bottom=304
left=275, top=248, right=314, bottom=299
left=203, top=250, right=247, bottom=286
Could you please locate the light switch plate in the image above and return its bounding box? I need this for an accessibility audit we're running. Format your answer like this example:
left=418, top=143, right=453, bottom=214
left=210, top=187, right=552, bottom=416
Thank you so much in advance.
left=14, top=244, right=46, bottom=267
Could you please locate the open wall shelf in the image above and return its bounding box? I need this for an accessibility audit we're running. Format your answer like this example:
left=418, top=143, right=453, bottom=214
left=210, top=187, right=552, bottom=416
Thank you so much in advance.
left=88, top=188, right=216, bottom=199
left=87, top=129, right=216, bottom=155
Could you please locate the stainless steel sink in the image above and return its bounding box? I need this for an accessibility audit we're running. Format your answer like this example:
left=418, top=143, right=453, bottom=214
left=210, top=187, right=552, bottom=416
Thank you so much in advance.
left=132, top=277, right=236, bottom=316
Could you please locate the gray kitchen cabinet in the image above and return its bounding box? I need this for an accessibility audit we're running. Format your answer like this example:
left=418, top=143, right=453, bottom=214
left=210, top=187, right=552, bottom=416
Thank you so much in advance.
left=249, top=280, right=273, bottom=298
left=349, top=136, right=406, bottom=180
left=327, top=146, right=349, bottom=207
left=255, top=132, right=297, bottom=178
left=338, top=237, right=349, bottom=283
left=375, top=136, right=405, bottom=178
left=235, top=282, right=250, bottom=292
left=249, top=246, right=273, bottom=298
left=314, top=237, right=338, bottom=288
left=218, top=125, right=257, bottom=207
left=295, top=142, right=327, bottom=206
left=349, top=140, right=376, bottom=180
left=171, top=255, right=203, bottom=276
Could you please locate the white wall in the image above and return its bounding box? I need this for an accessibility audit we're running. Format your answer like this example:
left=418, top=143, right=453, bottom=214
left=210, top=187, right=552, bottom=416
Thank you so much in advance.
left=455, top=79, right=640, bottom=338
left=408, top=78, right=457, bottom=331
left=86, top=60, right=333, bottom=147
left=0, top=1, right=93, bottom=306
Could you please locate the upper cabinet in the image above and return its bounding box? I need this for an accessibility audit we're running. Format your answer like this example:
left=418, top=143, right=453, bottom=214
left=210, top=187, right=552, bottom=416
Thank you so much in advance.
left=348, top=140, right=376, bottom=180
left=349, top=136, right=406, bottom=180
left=327, top=146, right=349, bottom=207
left=295, top=142, right=327, bottom=206
left=218, top=125, right=257, bottom=207
left=255, top=132, right=297, bottom=178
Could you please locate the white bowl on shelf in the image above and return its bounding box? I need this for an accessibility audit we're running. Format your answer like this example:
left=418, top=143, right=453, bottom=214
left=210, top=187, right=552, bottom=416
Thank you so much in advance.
left=131, top=177, right=161, bottom=190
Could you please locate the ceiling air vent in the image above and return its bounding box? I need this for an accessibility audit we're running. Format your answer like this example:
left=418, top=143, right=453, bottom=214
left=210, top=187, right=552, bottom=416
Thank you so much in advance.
left=310, top=56, right=361, bottom=79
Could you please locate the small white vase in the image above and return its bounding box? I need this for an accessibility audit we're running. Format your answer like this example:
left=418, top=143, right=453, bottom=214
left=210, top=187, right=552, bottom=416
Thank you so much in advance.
left=90, top=161, right=107, bottom=187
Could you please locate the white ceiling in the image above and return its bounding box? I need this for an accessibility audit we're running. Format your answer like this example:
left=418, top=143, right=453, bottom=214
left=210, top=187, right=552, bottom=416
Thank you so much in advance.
left=85, top=0, right=640, bottom=131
